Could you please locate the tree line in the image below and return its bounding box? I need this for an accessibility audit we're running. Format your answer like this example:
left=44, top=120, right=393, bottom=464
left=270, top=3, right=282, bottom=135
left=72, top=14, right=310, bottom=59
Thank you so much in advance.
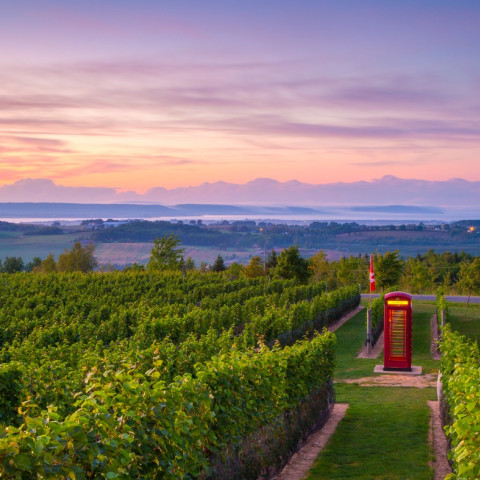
left=2, top=235, right=480, bottom=296
left=89, top=218, right=480, bottom=252
left=0, top=242, right=97, bottom=274
left=129, top=235, right=480, bottom=296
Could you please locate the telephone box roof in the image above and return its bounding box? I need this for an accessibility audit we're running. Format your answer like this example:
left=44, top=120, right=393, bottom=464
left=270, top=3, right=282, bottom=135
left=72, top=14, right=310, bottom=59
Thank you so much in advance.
left=384, top=291, right=412, bottom=300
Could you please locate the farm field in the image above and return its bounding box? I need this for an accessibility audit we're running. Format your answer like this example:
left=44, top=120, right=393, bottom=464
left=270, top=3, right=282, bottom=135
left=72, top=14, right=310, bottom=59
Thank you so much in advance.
left=2, top=218, right=480, bottom=267
left=95, top=243, right=269, bottom=267
left=0, top=230, right=319, bottom=267
left=3, top=229, right=480, bottom=268
left=306, top=303, right=438, bottom=479
left=0, top=233, right=84, bottom=262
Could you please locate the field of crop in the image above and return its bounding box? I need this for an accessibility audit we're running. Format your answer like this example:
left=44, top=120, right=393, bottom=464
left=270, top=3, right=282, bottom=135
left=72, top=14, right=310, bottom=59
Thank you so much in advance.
left=2, top=266, right=480, bottom=478
left=0, top=272, right=360, bottom=478
left=439, top=322, right=480, bottom=479
left=94, top=243, right=268, bottom=267
left=0, top=232, right=318, bottom=268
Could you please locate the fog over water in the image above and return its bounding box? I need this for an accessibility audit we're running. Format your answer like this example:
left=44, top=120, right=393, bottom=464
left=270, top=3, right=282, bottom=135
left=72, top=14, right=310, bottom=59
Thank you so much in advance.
left=2, top=206, right=478, bottom=226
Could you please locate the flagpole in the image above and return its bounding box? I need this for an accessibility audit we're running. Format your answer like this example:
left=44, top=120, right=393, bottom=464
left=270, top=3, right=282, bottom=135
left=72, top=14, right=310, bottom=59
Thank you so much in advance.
left=367, top=253, right=374, bottom=354
left=369, top=252, right=372, bottom=310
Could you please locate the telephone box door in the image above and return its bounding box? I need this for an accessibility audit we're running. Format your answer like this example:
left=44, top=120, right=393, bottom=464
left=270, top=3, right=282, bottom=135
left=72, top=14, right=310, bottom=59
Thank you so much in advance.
left=383, top=292, right=412, bottom=371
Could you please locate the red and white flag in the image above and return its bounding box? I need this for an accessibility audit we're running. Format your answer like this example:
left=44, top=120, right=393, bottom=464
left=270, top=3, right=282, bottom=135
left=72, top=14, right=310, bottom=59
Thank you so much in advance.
left=369, top=255, right=376, bottom=292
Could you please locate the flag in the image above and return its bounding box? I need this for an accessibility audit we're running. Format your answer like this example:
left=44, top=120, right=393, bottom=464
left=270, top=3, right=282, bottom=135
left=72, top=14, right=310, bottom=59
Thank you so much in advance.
left=369, top=255, right=376, bottom=292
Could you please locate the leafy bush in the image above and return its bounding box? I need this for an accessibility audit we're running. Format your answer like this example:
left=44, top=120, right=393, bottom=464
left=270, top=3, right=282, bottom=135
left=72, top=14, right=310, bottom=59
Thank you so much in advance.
left=0, top=363, right=23, bottom=426
left=367, top=294, right=385, bottom=346
left=439, top=325, right=480, bottom=479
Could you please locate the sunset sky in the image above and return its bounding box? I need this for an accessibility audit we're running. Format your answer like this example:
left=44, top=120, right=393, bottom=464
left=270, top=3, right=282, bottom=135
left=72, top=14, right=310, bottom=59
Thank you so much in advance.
left=1, top=0, right=479, bottom=194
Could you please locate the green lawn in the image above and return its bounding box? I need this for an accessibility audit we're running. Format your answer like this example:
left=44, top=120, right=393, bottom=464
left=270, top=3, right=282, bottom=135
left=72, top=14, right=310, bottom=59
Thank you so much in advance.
left=333, top=307, right=378, bottom=381
left=412, top=303, right=439, bottom=374
left=446, top=302, right=480, bottom=343
left=305, top=302, right=438, bottom=480
left=307, top=385, right=434, bottom=479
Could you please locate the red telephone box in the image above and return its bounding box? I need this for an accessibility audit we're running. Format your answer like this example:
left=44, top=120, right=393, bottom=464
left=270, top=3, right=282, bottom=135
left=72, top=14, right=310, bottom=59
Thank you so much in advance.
left=383, top=292, right=412, bottom=371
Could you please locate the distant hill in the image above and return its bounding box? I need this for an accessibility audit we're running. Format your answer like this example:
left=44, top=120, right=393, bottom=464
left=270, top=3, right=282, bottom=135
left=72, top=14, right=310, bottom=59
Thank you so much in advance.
left=0, top=203, right=177, bottom=219
left=0, top=202, right=325, bottom=219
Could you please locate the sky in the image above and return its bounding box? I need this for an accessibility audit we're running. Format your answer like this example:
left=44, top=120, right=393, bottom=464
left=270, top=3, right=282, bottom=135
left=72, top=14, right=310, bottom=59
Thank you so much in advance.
left=1, top=0, right=479, bottom=196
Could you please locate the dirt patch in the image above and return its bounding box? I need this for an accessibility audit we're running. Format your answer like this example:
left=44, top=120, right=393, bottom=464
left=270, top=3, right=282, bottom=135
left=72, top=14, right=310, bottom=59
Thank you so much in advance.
left=273, top=403, right=349, bottom=480
left=328, top=306, right=364, bottom=332
left=428, top=400, right=452, bottom=479
left=341, top=373, right=437, bottom=389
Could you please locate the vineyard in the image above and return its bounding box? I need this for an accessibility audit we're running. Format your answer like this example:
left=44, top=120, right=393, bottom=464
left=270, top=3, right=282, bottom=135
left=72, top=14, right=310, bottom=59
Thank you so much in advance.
left=0, top=272, right=359, bottom=478
left=439, top=324, right=480, bottom=479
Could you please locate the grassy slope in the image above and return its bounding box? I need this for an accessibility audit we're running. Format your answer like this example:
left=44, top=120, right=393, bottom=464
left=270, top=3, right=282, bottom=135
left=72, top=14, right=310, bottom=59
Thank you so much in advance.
left=306, top=302, right=437, bottom=480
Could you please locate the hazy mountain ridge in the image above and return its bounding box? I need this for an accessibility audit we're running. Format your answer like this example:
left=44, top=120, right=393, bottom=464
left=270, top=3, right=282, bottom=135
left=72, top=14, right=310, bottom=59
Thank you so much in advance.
left=0, top=176, right=479, bottom=208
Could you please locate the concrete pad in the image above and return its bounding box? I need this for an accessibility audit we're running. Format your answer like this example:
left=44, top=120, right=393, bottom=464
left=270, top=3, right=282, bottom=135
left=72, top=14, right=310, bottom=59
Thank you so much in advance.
left=374, top=365, right=422, bottom=375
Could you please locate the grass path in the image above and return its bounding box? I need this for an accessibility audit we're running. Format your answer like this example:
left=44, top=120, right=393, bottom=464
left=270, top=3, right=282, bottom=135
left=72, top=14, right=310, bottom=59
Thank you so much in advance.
left=305, top=302, right=438, bottom=480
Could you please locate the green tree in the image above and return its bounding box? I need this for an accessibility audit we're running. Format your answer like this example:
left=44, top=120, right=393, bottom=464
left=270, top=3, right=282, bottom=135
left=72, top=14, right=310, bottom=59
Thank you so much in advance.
left=212, top=255, right=226, bottom=272
left=243, top=256, right=264, bottom=278
left=147, top=234, right=184, bottom=271
left=57, top=242, right=97, bottom=272
left=456, top=258, right=480, bottom=307
left=1, top=256, right=24, bottom=273
left=336, top=255, right=368, bottom=289
left=39, top=253, right=57, bottom=273
left=274, top=246, right=309, bottom=283
left=375, top=250, right=404, bottom=291
left=227, top=262, right=244, bottom=278
left=184, top=256, right=196, bottom=271
left=309, top=250, right=329, bottom=282
left=401, top=257, right=431, bottom=293
left=25, top=256, right=42, bottom=272
left=266, top=250, right=278, bottom=271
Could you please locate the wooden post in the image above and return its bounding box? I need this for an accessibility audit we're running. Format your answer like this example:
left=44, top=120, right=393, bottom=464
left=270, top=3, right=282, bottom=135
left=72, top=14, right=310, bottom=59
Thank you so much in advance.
left=367, top=308, right=372, bottom=355
left=441, top=309, right=446, bottom=327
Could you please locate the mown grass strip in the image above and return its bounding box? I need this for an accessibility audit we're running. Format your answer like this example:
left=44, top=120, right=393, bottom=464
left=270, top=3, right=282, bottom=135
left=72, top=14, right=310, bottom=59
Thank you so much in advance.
left=333, top=307, right=378, bottom=380
left=306, top=385, right=435, bottom=480
left=411, top=302, right=438, bottom=374
left=305, top=302, right=438, bottom=480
